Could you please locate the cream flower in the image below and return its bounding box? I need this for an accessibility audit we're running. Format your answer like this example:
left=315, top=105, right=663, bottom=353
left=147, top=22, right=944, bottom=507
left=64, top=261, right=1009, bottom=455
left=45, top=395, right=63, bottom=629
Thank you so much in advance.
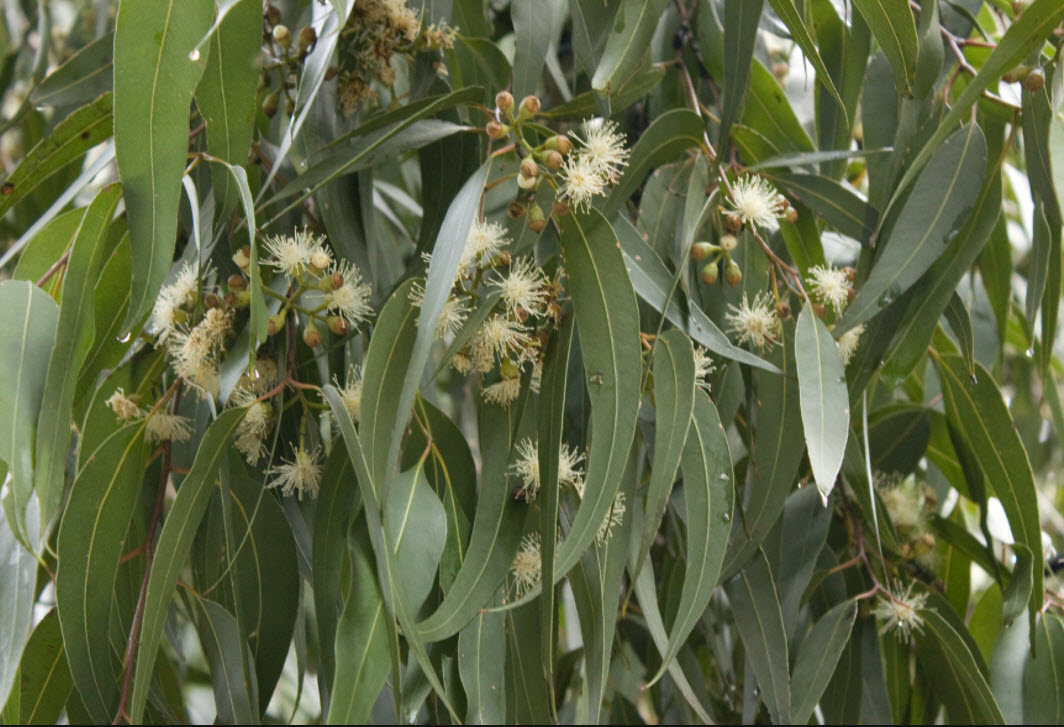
left=836, top=323, right=865, bottom=365
left=725, top=292, right=781, bottom=350
left=692, top=346, right=716, bottom=391
left=150, top=263, right=200, bottom=342
left=559, top=153, right=608, bottom=212
left=510, top=532, right=542, bottom=597
left=482, top=375, right=522, bottom=407
left=263, top=229, right=324, bottom=277
left=596, top=491, right=626, bottom=544
left=873, top=582, right=928, bottom=643
left=335, top=365, right=363, bottom=422
left=509, top=437, right=586, bottom=502
left=571, top=119, right=629, bottom=182
left=106, top=388, right=144, bottom=422
left=231, top=389, right=272, bottom=466
left=493, top=257, right=549, bottom=318
left=268, top=445, right=323, bottom=500
left=145, top=411, right=193, bottom=444
left=410, top=283, right=470, bottom=339
left=470, top=315, right=532, bottom=369
left=461, top=219, right=509, bottom=271
left=324, top=260, right=372, bottom=326
left=726, top=175, right=787, bottom=229
left=809, top=265, right=852, bottom=315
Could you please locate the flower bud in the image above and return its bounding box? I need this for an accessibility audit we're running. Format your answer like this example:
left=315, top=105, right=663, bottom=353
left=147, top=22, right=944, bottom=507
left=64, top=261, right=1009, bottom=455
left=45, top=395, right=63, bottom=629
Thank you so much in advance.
left=500, top=357, right=521, bottom=378
left=847, top=286, right=857, bottom=302
left=263, top=90, right=281, bottom=118
left=842, top=266, right=856, bottom=282
left=272, top=24, right=291, bottom=49
left=233, top=245, right=251, bottom=270
left=771, top=61, right=789, bottom=81
left=725, top=260, right=742, bottom=287
left=1011, top=0, right=1028, bottom=15
left=547, top=135, right=573, bottom=155
left=228, top=273, right=246, bottom=290
left=725, top=213, right=743, bottom=233
left=297, top=26, right=316, bottom=53
left=719, top=233, right=738, bottom=252
left=265, top=4, right=280, bottom=26
left=327, top=315, right=349, bottom=336
left=784, top=207, right=799, bottom=224
left=224, top=292, right=236, bottom=306
left=331, top=271, right=345, bottom=289
left=519, top=158, right=538, bottom=179
left=508, top=201, right=527, bottom=218
left=486, top=120, right=506, bottom=139
left=527, top=203, right=547, bottom=233
left=234, top=290, right=251, bottom=308
left=495, top=91, right=514, bottom=112
left=690, top=241, right=715, bottom=260
left=1003, top=64, right=1032, bottom=83
left=267, top=312, right=286, bottom=336
left=520, top=95, right=541, bottom=116
left=700, top=262, right=719, bottom=285
left=813, top=303, right=827, bottom=319
left=545, top=150, right=563, bottom=170
left=551, top=199, right=570, bottom=218
left=205, top=293, right=222, bottom=309
left=517, top=173, right=537, bottom=190
left=1024, top=67, right=1046, bottom=93
left=303, top=323, right=322, bottom=348
left=775, top=301, right=791, bottom=319
left=310, top=248, right=332, bottom=271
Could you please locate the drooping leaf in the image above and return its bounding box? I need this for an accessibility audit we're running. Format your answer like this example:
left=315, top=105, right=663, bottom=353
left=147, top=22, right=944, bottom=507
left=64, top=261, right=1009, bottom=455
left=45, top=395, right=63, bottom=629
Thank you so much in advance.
left=719, top=0, right=764, bottom=148
left=192, top=597, right=259, bottom=724
left=0, top=497, right=39, bottom=712
left=850, top=0, right=918, bottom=95
left=591, top=0, right=671, bottom=96
left=458, top=608, right=506, bottom=725
left=6, top=609, right=72, bottom=726
left=31, top=32, right=113, bottom=109
left=114, top=0, right=214, bottom=328
left=790, top=599, right=858, bottom=725
left=511, top=0, right=550, bottom=101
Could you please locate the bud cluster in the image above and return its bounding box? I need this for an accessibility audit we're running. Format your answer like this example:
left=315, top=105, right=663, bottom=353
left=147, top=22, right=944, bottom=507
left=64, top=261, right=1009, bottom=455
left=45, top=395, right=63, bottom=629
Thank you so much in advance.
left=261, top=5, right=319, bottom=118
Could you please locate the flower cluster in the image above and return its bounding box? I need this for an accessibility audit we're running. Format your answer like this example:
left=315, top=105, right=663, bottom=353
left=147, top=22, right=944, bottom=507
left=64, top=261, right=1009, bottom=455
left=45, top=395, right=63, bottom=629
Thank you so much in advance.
left=509, top=438, right=586, bottom=502
left=724, top=175, right=789, bottom=230
left=876, top=471, right=937, bottom=564
left=873, top=582, right=928, bottom=642
left=725, top=292, right=783, bottom=350
left=105, top=388, right=193, bottom=445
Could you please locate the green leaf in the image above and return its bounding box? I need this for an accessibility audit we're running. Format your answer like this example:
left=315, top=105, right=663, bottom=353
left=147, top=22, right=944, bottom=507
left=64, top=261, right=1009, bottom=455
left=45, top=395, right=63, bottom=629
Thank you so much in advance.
left=56, top=422, right=147, bottom=723
left=195, top=0, right=260, bottom=219
left=613, top=215, right=779, bottom=371
left=649, top=394, right=733, bottom=685
left=34, top=184, right=123, bottom=534
left=0, top=281, right=59, bottom=536
left=850, top=0, right=918, bottom=95
left=634, top=328, right=695, bottom=580
left=991, top=610, right=1029, bottom=723
left=388, top=162, right=491, bottom=476
left=192, top=597, right=259, bottom=725
left=511, top=0, right=550, bottom=100
left=916, top=591, right=1005, bottom=724
left=9, top=209, right=83, bottom=285
left=327, top=525, right=390, bottom=726
left=30, top=32, right=113, bottom=109
left=570, top=0, right=620, bottom=75
left=591, top=0, right=671, bottom=94
left=0, top=93, right=113, bottom=219
left=383, top=464, right=448, bottom=611
left=838, top=123, right=986, bottom=333
left=129, top=408, right=246, bottom=725
left=1024, top=614, right=1064, bottom=724
left=766, top=0, right=847, bottom=120
left=114, top=0, right=213, bottom=328
left=944, top=292, right=976, bottom=378
left=790, top=599, right=858, bottom=725
left=721, top=325, right=803, bottom=577
left=458, top=609, right=506, bottom=725
left=720, top=0, right=764, bottom=147
left=732, top=61, right=815, bottom=164
left=934, top=355, right=1042, bottom=625
left=604, top=109, right=705, bottom=218
left=795, top=305, right=849, bottom=504
left=886, top=0, right=1064, bottom=221
left=7, top=609, right=72, bottom=725
left=724, top=550, right=791, bottom=724
left=0, top=495, right=39, bottom=712
left=769, top=173, right=875, bottom=242
left=778, top=486, right=834, bottom=635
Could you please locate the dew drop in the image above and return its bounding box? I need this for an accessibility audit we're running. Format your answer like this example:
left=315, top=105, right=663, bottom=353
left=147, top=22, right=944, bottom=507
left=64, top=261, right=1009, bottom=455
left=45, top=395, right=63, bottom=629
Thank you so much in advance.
left=188, top=48, right=201, bottom=62
left=117, top=332, right=131, bottom=342
left=718, top=472, right=730, bottom=481
left=836, top=375, right=845, bottom=383
left=1026, top=347, right=1035, bottom=358
left=721, top=512, right=731, bottom=522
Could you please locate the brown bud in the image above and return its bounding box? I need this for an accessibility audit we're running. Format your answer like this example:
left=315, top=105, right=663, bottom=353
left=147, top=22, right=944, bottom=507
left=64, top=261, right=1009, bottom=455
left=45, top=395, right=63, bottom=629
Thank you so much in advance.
left=508, top=201, right=527, bottom=218
left=551, top=199, right=570, bottom=218
left=224, top=292, right=237, bottom=306
left=813, top=303, right=827, bottom=319
left=552, top=135, right=573, bottom=155
left=205, top=293, right=222, bottom=309
left=324, top=66, right=338, bottom=81
left=771, top=61, right=789, bottom=80
left=1024, top=67, right=1046, bottom=93
left=775, top=301, right=791, bottom=320
left=265, top=4, right=281, bottom=26
left=700, top=262, right=719, bottom=285
left=842, top=266, right=856, bottom=282
left=486, top=120, right=506, bottom=139
left=1011, top=0, right=1027, bottom=15
left=690, top=242, right=715, bottom=260
left=327, top=315, right=350, bottom=336
left=263, top=90, right=281, bottom=118
left=495, top=91, right=514, bottom=112
left=725, top=261, right=742, bottom=287
left=527, top=203, right=547, bottom=233
left=331, top=271, right=345, bottom=289
left=514, top=306, right=529, bottom=323
left=228, top=273, right=246, bottom=290
left=847, top=287, right=857, bottom=302
left=545, top=150, right=563, bottom=170
left=519, top=158, right=538, bottom=179
left=719, top=234, right=738, bottom=252
left=297, top=26, right=316, bottom=52
left=303, top=325, right=322, bottom=348
left=267, top=312, right=286, bottom=336
left=527, top=217, right=547, bottom=233
left=498, top=250, right=513, bottom=266
left=1003, top=64, right=1032, bottom=83
left=520, top=95, right=541, bottom=115
left=784, top=207, right=799, bottom=224
left=725, top=213, right=743, bottom=233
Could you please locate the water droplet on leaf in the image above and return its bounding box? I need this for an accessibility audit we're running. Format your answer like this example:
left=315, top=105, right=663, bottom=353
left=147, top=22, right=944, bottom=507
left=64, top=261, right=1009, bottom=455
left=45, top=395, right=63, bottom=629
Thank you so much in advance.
left=189, top=48, right=201, bottom=61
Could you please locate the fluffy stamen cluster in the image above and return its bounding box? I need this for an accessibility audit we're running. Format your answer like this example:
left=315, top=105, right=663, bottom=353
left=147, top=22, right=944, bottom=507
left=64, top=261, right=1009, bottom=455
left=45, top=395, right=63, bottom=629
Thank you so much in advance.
left=324, top=259, right=373, bottom=326
left=168, top=307, right=231, bottom=396
left=558, top=119, right=629, bottom=211
left=596, top=491, right=627, bottom=544
left=836, top=323, right=865, bottom=365
left=493, top=256, right=549, bottom=318
left=725, top=292, right=782, bottom=350
left=150, top=263, right=202, bottom=342
left=336, top=0, right=423, bottom=114
left=808, top=265, right=853, bottom=315
left=334, top=365, right=364, bottom=422
left=263, top=229, right=325, bottom=278
left=725, top=175, right=787, bottom=229
left=509, top=438, right=586, bottom=502
left=230, top=388, right=273, bottom=466
left=268, top=444, right=323, bottom=500
left=510, top=532, right=542, bottom=597
left=873, top=582, right=928, bottom=643
left=106, top=388, right=192, bottom=444
left=693, top=346, right=716, bottom=391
